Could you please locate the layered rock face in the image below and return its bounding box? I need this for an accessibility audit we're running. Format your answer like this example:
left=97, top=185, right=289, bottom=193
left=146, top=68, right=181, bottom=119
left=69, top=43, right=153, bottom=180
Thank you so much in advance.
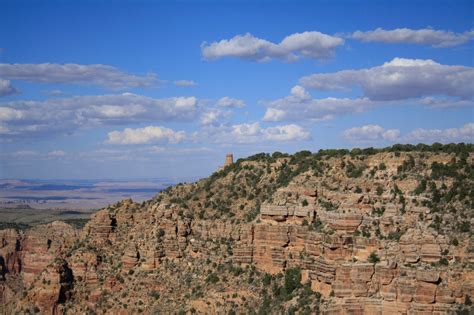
left=1, top=147, right=473, bottom=314
left=0, top=222, right=77, bottom=313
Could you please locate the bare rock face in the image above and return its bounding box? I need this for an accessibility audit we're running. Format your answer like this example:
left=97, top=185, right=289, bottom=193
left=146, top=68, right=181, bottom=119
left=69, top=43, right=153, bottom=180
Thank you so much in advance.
left=399, top=229, right=446, bottom=267
left=375, top=262, right=397, bottom=286
left=233, top=225, right=254, bottom=264
left=436, top=284, right=455, bottom=304
left=121, top=244, right=140, bottom=269
left=253, top=225, right=290, bottom=273
left=83, top=211, right=117, bottom=244
left=0, top=229, right=22, bottom=277
left=0, top=222, right=77, bottom=314
left=69, top=250, right=99, bottom=288
left=398, top=276, right=417, bottom=302
left=414, top=281, right=438, bottom=304
left=318, top=211, right=363, bottom=233
left=260, top=204, right=288, bottom=221
left=416, top=269, right=440, bottom=283
left=23, top=258, right=74, bottom=314
left=22, top=222, right=77, bottom=287
left=307, top=256, right=336, bottom=286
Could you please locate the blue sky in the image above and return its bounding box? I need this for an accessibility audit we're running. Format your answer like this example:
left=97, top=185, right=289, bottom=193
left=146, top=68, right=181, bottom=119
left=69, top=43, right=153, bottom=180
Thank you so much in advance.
left=0, top=0, right=473, bottom=179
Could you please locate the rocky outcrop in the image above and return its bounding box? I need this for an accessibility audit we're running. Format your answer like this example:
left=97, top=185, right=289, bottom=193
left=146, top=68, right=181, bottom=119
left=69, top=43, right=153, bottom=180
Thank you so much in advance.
left=318, top=211, right=363, bottom=233
left=0, top=229, right=22, bottom=278
left=260, top=204, right=314, bottom=222
left=83, top=211, right=117, bottom=244
left=24, top=258, right=74, bottom=314
left=0, top=222, right=77, bottom=313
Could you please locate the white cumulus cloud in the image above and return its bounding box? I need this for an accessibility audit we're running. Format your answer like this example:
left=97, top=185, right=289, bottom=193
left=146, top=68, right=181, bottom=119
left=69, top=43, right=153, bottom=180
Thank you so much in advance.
left=200, top=108, right=232, bottom=125
left=201, top=31, right=344, bottom=62
left=197, top=122, right=310, bottom=144
left=174, top=80, right=198, bottom=87
left=0, top=93, right=199, bottom=137
left=0, top=107, right=24, bottom=121
left=351, top=27, right=474, bottom=47
left=0, top=63, right=157, bottom=89
left=217, top=96, right=246, bottom=108
left=263, top=85, right=371, bottom=122
left=47, top=150, right=66, bottom=157
left=406, top=123, right=474, bottom=143
left=342, top=125, right=400, bottom=141
left=418, top=97, right=473, bottom=108
left=106, top=126, right=186, bottom=145
left=13, top=150, right=38, bottom=157
left=262, top=124, right=311, bottom=142
left=0, top=79, right=19, bottom=97
left=343, top=123, right=474, bottom=144
left=0, top=125, right=9, bottom=134
left=300, top=58, right=474, bottom=101
left=86, top=104, right=147, bottom=119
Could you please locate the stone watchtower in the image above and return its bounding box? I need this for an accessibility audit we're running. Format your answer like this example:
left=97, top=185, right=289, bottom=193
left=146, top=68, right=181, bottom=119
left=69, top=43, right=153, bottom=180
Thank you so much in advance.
left=225, top=153, right=233, bottom=167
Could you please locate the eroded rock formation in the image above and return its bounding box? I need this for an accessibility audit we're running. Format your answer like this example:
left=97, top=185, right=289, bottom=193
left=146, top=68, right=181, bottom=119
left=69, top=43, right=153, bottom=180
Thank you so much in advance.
left=1, top=146, right=473, bottom=314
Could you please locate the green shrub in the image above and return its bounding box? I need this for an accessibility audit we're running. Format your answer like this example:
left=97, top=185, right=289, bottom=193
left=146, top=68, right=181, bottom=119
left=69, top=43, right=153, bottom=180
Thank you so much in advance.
left=346, top=162, right=365, bottom=178
left=361, top=225, right=371, bottom=238
left=284, top=268, right=302, bottom=295
left=157, top=228, right=165, bottom=238
left=245, top=206, right=260, bottom=222
left=319, top=199, right=337, bottom=211
left=149, top=290, right=160, bottom=299
left=458, top=221, right=470, bottom=233
left=465, top=295, right=472, bottom=306
left=376, top=186, right=384, bottom=196
left=397, top=155, right=416, bottom=173
left=205, top=273, right=219, bottom=284
left=414, top=178, right=427, bottom=195
left=387, top=230, right=404, bottom=241
left=368, top=251, right=380, bottom=264
left=262, top=273, right=272, bottom=286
